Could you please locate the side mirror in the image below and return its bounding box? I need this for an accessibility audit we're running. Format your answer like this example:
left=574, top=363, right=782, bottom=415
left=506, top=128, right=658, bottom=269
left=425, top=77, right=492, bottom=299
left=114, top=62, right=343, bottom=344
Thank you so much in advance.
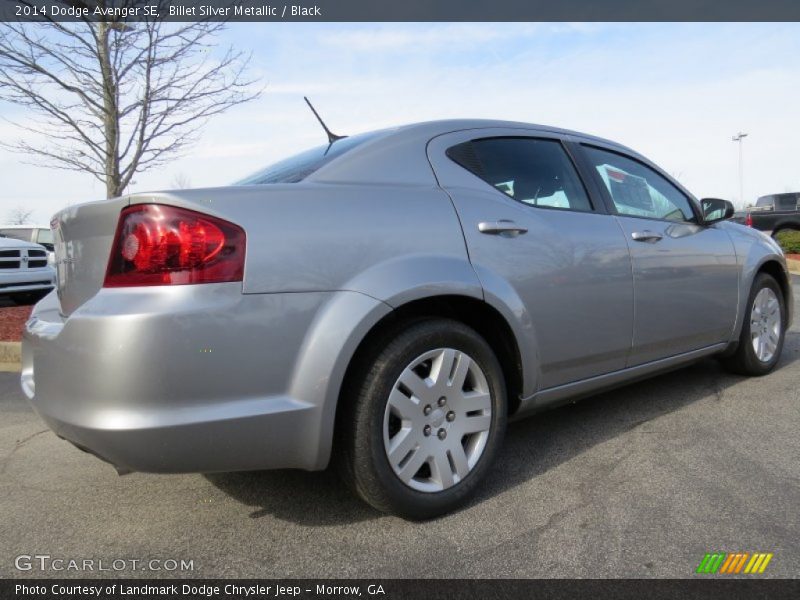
left=701, top=198, right=735, bottom=224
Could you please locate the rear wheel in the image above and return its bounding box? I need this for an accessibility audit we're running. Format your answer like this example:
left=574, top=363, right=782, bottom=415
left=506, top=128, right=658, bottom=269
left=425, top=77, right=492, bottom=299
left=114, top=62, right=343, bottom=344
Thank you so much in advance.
left=722, top=273, right=786, bottom=376
left=339, top=319, right=507, bottom=519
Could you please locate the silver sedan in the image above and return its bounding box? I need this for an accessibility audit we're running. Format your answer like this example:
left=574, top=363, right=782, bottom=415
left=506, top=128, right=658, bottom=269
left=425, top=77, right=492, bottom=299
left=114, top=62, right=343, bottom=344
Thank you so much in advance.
left=22, top=119, right=792, bottom=519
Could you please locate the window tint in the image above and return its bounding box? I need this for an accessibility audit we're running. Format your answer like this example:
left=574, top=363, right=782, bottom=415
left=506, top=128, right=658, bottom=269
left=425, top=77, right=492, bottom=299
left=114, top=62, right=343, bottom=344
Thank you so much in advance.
left=583, top=146, right=696, bottom=222
left=235, top=131, right=379, bottom=185
left=447, top=137, right=592, bottom=212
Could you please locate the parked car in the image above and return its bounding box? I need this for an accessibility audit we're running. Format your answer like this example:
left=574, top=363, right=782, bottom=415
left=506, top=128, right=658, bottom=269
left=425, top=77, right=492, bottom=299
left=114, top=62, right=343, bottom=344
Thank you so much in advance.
left=21, top=120, right=792, bottom=519
left=0, top=224, right=55, bottom=264
left=731, top=192, right=800, bottom=236
left=0, top=236, right=55, bottom=305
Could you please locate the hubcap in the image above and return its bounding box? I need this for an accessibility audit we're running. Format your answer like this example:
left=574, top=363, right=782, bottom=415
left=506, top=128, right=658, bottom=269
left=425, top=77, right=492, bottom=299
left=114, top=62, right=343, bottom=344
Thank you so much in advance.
left=750, top=287, right=781, bottom=363
left=383, top=348, right=492, bottom=493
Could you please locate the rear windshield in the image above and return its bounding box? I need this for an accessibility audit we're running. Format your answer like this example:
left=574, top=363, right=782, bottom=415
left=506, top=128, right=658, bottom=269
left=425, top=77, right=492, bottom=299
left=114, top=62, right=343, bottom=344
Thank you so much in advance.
left=235, top=132, right=379, bottom=185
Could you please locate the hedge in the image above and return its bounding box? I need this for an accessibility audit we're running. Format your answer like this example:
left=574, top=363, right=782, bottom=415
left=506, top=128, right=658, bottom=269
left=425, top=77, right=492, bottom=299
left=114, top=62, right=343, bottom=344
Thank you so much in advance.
left=775, top=229, right=800, bottom=255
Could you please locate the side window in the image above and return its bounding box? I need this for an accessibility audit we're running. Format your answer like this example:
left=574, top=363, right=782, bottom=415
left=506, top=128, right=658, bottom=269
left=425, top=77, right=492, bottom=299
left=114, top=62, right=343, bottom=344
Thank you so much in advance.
left=776, top=195, right=796, bottom=211
left=447, top=137, right=593, bottom=212
left=582, top=146, right=696, bottom=223
left=756, top=196, right=775, bottom=208
left=36, top=228, right=54, bottom=245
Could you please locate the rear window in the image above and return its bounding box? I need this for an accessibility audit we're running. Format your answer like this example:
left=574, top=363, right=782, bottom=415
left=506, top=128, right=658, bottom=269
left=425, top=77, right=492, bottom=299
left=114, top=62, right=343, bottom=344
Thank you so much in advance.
left=235, top=132, right=379, bottom=185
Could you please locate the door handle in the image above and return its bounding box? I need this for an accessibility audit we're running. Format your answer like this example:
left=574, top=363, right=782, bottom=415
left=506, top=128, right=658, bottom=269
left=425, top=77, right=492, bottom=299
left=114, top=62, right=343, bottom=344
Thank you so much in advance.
left=631, top=230, right=663, bottom=243
left=478, top=220, right=528, bottom=237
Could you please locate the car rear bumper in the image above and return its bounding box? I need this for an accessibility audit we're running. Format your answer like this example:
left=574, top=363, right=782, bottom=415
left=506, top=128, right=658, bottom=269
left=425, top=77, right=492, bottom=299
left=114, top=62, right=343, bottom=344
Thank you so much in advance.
left=21, top=284, right=386, bottom=474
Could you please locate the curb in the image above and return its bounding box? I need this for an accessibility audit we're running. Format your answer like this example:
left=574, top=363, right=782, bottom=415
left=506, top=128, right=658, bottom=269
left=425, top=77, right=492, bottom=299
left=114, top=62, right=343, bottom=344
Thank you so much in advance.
left=787, top=257, right=800, bottom=276
left=0, top=342, right=21, bottom=372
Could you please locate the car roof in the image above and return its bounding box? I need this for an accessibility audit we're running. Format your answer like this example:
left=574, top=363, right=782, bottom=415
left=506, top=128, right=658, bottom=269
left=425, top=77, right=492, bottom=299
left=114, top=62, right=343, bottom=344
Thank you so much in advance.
left=307, top=118, right=641, bottom=186
left=391, top=118, right=629, bottom=145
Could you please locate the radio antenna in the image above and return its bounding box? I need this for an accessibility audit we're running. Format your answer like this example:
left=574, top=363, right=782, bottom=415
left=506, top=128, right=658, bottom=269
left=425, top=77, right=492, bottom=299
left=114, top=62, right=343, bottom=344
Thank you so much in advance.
left=304, top=96, right=347, bottom=144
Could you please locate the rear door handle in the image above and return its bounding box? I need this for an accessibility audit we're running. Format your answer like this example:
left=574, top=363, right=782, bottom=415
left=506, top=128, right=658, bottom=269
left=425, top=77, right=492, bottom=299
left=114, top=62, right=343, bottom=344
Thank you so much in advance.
left=478, top=220, right=528, bottom=237
left=631, top=230, right=663, bottom=243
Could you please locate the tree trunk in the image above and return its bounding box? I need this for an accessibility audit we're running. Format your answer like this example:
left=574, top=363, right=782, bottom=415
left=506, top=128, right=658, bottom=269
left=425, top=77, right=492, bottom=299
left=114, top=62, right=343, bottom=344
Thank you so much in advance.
left=96, top=22, right=121, bottom=198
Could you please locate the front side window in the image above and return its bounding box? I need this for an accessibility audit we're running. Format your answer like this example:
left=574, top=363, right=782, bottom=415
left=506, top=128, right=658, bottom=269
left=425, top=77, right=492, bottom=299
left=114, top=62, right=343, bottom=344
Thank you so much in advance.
left=582, top=146, right=696, bottom=223
left=447, top=137, right=593, bottom=212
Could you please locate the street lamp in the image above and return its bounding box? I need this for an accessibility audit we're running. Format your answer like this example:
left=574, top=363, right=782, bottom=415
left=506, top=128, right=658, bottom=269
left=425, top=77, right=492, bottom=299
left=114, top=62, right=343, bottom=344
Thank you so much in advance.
left=732, top=132, right=748, bottom=208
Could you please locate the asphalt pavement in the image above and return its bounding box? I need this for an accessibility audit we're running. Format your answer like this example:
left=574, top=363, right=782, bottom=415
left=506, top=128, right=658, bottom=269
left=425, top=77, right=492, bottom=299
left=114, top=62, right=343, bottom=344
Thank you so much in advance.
left=1, top=277, right=798, bottom=579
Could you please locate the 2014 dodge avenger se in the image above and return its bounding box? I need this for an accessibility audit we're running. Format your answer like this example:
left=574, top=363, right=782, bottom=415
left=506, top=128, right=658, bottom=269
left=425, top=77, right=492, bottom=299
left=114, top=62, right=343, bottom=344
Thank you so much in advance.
left=22, top=120, right=792, bottom=518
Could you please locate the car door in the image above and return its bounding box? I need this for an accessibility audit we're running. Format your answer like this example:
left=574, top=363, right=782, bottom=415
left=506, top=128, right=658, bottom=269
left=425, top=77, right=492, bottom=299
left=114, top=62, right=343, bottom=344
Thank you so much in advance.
left=427, top=130, right=634, bottom=391
left=576, top=143, right=739, bottom=366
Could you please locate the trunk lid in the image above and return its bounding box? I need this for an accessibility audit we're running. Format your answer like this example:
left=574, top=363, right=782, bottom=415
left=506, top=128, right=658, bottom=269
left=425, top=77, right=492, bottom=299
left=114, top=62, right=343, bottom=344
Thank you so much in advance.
left=52, top=197, right=128, bottom=316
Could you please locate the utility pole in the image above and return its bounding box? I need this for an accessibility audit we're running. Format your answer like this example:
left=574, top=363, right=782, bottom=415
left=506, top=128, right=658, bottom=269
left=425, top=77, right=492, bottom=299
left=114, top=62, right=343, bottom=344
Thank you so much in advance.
left=732, top=132, right=748, bottom=208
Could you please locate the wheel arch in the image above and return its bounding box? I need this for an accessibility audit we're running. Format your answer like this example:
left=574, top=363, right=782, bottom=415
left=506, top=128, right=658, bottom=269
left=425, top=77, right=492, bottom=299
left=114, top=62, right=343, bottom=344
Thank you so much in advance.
left=333, top=295, right=527, bottom=457
left=729, top=255, right=794, bottom=351
left=757, top=259, right=793, bottom=327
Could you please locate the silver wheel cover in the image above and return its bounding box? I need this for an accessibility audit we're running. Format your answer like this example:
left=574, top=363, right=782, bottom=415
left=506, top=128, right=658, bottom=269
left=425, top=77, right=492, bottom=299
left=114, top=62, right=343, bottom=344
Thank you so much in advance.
left=383, top=348, right=493, bottom=493
left=750, top=287, right=781, bottom=363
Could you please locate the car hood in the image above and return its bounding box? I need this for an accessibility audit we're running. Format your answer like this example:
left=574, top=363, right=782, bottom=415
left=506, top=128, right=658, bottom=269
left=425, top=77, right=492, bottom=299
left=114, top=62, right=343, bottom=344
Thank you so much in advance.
left=0, top=236, right=46, bottom=251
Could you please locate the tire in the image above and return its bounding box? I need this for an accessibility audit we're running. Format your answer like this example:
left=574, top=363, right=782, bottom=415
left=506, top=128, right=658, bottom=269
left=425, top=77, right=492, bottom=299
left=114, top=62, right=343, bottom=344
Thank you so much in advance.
left=722, top=273, right=786, bottom=376
left=338, top=318, right=507, bottom=519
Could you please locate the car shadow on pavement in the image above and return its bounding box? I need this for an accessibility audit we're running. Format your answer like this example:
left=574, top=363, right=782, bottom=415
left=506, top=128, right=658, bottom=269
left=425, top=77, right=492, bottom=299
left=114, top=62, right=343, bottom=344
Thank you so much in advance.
left=207, top=330, right=799, bottom=525
left=205, top=466, right=381, bottom=526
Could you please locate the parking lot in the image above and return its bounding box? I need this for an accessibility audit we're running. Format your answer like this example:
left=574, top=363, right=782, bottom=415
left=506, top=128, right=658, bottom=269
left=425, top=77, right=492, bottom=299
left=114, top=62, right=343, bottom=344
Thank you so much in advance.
left=1, top=276, right=798, bottom=579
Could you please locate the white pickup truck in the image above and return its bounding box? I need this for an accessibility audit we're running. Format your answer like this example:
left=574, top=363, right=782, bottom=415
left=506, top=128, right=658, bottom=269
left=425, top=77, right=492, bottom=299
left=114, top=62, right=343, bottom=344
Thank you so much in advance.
left=0, top=235, right=56, bottom=305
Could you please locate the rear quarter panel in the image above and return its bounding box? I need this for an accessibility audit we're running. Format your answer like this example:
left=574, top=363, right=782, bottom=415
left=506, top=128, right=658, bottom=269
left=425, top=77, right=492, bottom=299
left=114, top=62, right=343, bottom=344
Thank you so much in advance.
left=128, top=184, right=481, bottom=304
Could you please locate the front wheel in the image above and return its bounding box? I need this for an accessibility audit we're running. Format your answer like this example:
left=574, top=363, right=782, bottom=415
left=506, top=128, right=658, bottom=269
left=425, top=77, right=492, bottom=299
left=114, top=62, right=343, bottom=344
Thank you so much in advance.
left=339, top=319, right=507, bottom=519
left=722, top=273, right=786, bottom=376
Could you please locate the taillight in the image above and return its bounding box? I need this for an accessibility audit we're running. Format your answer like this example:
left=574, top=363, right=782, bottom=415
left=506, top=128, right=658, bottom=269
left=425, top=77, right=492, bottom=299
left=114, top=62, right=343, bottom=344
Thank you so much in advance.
left=745, top=213, right=753, bottom=227
left=104, top=204, right=245, bottom=287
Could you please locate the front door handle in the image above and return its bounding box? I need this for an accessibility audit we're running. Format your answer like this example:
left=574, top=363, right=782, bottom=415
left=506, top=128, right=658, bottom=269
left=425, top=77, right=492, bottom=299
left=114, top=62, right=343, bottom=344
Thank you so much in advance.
left=478, top=220, right=528, bottom=237
left=631, top=230, right=663, bottom=243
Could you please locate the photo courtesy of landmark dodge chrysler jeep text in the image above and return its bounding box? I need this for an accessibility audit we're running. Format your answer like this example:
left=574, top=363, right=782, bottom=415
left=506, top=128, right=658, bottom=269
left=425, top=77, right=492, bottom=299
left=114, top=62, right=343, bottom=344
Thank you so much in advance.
left=22, top=120, right=792, bottom=519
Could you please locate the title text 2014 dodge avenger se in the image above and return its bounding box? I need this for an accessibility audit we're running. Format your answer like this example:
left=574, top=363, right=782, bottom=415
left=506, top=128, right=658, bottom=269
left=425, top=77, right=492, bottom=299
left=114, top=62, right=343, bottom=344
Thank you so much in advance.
left=22, top=120, right=792, bottom=519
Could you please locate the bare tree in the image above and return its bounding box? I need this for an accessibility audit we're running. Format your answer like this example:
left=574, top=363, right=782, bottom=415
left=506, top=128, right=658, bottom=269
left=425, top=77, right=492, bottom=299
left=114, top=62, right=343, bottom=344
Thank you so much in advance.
left=6, top=206, right=35, bottom=225
left=0, top=1, right=260, bottom=198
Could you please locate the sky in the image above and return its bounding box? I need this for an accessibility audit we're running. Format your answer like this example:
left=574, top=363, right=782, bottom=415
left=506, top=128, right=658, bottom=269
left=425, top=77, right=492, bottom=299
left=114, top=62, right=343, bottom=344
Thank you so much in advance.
left=1, top=22, right=799, bottom=223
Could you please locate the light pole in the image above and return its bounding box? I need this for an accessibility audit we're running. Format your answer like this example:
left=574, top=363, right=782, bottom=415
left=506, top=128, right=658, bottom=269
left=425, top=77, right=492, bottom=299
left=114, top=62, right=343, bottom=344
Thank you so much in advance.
left=732, top=132, right=748, bottom=208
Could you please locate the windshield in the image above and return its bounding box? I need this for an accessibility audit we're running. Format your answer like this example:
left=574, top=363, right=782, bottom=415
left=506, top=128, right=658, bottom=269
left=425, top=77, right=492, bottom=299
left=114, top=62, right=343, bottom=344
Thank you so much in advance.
left=235, top=132, right=379, bottom=185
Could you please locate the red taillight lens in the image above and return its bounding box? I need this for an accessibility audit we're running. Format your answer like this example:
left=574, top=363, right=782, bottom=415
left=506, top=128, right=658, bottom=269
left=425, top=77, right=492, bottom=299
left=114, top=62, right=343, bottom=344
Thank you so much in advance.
left=745, top=213, right=753, bottom=227
left=104, top=204, right=245, bottom=287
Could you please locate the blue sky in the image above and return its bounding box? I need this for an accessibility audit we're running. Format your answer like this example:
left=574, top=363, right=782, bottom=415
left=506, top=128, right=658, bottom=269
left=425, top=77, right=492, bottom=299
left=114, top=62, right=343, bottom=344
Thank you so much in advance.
left=1, top=22, right=799, bottom=221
